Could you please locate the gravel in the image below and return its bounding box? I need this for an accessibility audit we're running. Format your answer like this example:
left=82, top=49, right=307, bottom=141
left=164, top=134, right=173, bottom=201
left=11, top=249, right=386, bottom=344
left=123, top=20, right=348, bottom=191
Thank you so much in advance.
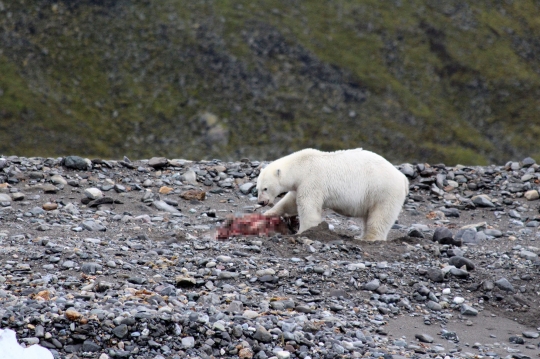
left=0, top=155, right=539, bottom=358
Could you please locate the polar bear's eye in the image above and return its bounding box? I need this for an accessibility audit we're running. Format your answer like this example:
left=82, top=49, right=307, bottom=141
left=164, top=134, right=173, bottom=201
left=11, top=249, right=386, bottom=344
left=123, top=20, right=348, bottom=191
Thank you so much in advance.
left=263, top=188, right=267, bottom=191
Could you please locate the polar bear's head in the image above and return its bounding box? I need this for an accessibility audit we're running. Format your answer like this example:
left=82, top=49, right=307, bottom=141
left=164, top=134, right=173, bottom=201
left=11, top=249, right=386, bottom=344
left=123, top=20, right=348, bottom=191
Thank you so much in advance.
left=256, top=165, right=283, bottom=207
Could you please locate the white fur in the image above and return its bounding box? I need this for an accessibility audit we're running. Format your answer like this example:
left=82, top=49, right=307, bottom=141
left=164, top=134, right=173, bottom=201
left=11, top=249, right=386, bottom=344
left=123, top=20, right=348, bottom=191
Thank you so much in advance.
left=256, top=148, right=409, bottom=240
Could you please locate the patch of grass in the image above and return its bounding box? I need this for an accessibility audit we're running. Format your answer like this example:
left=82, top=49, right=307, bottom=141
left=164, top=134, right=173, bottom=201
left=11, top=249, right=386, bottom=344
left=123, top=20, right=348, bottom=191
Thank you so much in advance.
left=1, top=0, right=540, bottom=164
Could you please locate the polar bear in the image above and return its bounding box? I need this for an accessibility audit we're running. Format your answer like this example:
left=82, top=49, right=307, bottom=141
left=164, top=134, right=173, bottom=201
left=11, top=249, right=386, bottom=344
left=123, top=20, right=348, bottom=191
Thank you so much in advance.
left=256, top=148, right=409, bottom=241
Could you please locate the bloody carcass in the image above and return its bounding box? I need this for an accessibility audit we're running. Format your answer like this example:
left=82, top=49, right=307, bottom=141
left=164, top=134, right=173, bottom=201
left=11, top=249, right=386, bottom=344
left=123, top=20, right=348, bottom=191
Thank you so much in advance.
left=216, top=213, right=298, bottom=240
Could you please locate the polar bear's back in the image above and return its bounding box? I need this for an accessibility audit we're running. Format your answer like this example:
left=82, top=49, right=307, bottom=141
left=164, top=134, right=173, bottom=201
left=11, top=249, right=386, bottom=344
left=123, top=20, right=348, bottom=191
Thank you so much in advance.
left=294, top=148, right=408, bottom=218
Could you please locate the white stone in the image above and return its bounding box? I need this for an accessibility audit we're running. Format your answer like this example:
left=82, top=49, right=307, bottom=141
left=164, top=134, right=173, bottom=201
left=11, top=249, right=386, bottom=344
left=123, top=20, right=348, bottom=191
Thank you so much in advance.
left=50, top=175, right=67, bottom=185
left=83, top=188, right=103, bottom=200
left=346, top=263, right=366, bottom=271
left=442, top=288, right=451, bottom=295
left=276, top=351, right=291, bottom=359
left=243, top=310, right=260, bottom=319
left=524, top=190, right=539, bottom=201
left=181, top=336, right=195, bottom=348
left=256, top=268, right=276, bottom=276
left=453, top=297, right=465, bottom=304
left=181, top=170, right=198, bottom=185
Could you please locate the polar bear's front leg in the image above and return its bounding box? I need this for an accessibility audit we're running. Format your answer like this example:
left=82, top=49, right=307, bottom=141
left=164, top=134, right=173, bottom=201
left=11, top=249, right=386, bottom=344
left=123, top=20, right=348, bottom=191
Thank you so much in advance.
left=296, top=196, right=323, bottom=234
left=263, top=191, right=298, bottom=217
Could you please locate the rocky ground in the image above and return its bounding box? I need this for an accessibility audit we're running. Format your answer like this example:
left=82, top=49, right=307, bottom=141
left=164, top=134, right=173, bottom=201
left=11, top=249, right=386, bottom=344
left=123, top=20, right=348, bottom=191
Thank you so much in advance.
left=0, top=154, right=540, bottom=359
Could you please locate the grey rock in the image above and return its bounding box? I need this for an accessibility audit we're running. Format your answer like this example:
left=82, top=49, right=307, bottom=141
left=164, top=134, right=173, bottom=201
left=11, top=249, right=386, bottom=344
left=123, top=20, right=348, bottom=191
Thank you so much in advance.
left=112, top=324, right=128, bottom=339
left=153, top=200, right=180, bottom=213
left=522, top=331, right=539, bottom=339
left=440, top=207, right=460, bottom=218
left=495, top=277, right=514, bottom=292
left=50, top=175, right=68, bottom=185
left=64, top=156, right=90, bottom=170
left=520, top=250, right=538, bottom=261
left=415, top=333, right=434, bottom=343
left=482, top=280, right=495, bottom=291
left=460, top=304, right=478, bottom=316
left=364, top=279, right=380, bottom=291
left=253, top=325, right=273, bottom=343
left=148, top=157, right=168, bottom=168
left=226, top=301, right=244, bottom=314
left=82, top=340, right=101, bottom=352
left=472, top=195, right=495, bottom=207
left=127, top=277, right=146, bottom=284
left=114, top=184, right=126, bottom=193
left=509, top=336, right=525, bottom=344
left=474, top=230, right=488, bottom=241
left=447, top=248, right=464, bottom=257
left=400, top=164, right=416, bottom=178
left=426, top=268, right=444, bottom=282
left=448, top=266, right=469, bottom=278
left=427, top=300, right=442, bottom=311
left=407, top=228, right=424, bottom=238
left=82, top=220, right=106, bottom=231
left=441, top=330, right=459, bottom=342
left=526, top=220, right=540, bottom=227
left=34, top=325, right=45, bottom=338
left=484, top=228, right=503, bottom=237
left=239, top=182, right=256, bottom=194
left=433, top=227, right=453, bottom=243
left=218, top=271, right=239, bottom=279
left=62, top=261, right=76, bottom=269
left=448, top=256, right=475, bottom=270
left=522, top=157, right=536, bottom=167
left=81, top=262, right=102, bottom=274
left=459, top=228, right=478, bottom=244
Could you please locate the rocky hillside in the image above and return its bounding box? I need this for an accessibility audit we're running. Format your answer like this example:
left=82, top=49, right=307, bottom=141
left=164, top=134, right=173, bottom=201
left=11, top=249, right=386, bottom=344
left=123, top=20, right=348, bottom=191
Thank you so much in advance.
left=1, top=0, right=540, bottom=164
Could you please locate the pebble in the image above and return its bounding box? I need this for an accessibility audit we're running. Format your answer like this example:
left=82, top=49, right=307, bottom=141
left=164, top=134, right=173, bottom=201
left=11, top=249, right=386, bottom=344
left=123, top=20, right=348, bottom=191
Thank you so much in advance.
left=524, top=189, right=539, bottom=201
left=63, top=155, right=90, bottom=170
left=460, top=304, right=478, bottom=316
left=148, top=157, right=168, bottom=168
left=50, top=174, right=68, bottom=185
left=495, top=277, right=515, bottom=292
left=448, top=256, right=475, bottom=270
left=472, top=195, right=495, bottom=207
left=153, top=200, right=180, bottom=213
left=522, top=331, right=539, bottom=338
left=433, top=227, right=453, bottom=243
left=42, top=202, right=58, bottom=211
left=84, top=188, right=103, bottom=200
left=427, top=268, right=444, bottom=282
left=415, top=333, right=434, bottom=343
left=364, top=279, right=380, bottom=291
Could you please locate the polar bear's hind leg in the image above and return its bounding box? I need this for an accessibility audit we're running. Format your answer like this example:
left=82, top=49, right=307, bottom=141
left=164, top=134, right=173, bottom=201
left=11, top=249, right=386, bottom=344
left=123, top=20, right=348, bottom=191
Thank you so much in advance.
left=362, top=203, right=401, bottom=241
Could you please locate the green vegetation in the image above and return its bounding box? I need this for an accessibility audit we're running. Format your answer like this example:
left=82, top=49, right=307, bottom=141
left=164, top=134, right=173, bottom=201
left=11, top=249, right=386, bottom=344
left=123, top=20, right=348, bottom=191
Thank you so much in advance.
left=0, top=0, right=539, bottom=165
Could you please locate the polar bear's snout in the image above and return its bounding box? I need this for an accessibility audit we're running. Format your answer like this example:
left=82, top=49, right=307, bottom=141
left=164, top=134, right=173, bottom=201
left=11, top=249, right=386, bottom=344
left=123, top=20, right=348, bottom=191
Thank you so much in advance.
left=257, top=193, right=270, bottom=207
